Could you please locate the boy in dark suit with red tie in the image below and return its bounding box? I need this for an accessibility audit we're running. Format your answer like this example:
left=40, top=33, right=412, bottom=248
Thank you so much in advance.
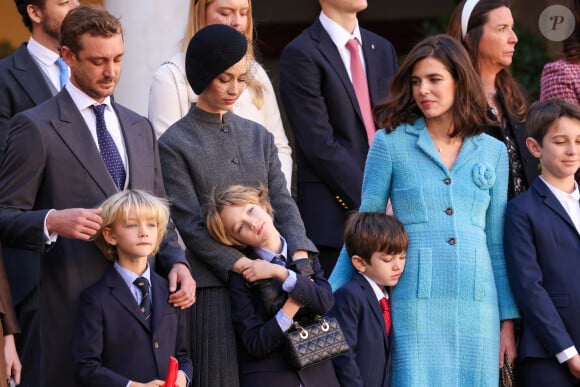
left=504, top=99, right=580, bottom=386
left=73, top=190, right=192, bottom=387
left=329, top=212, right=408, bottom=387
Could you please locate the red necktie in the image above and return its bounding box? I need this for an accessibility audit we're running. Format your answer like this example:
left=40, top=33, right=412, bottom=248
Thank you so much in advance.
left=379, top=297, right=391, bottom=335
left=346, top=38, right=375, bottom=146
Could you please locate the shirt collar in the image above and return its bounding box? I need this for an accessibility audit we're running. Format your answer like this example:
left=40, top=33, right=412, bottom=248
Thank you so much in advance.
left=319, top=10, right=362, bottom=49
left=540, top=176, right=580, bottom=201
left=114, top=261, right=151, bottom=289
left=253, top=236, right=288, bottom=263
left=27, top=36, right=60, bottom=66
left=65, top=81, right=112, bottom=112
left=358, top=272, right=388, bottom=301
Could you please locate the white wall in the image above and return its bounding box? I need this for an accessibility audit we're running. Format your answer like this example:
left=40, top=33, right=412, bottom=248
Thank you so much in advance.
left=104, top=0, right=190, bottom=115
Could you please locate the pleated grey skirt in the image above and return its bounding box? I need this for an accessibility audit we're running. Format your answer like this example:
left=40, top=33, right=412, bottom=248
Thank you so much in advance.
left=189, top=286, right=240, bottom=387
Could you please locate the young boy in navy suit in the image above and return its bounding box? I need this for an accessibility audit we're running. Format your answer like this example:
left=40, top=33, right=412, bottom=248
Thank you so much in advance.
left=73, top=190, right=192, bottom=387
left=504, top=99, right=580, bottom=387
left=204, top=184, right=339, bottom=387
left=329, top=212, right=408, bottom=387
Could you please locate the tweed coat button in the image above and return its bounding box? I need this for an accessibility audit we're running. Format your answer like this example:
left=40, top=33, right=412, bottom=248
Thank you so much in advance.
left=222, top=126, right=230, bottom=133
left=445, top=208, right=454, bottom=215
left=443, top=177, right=451, bottom=185
left=232, top=158, right=239, bottom=164
left=448, top=237, right=456, bottom=245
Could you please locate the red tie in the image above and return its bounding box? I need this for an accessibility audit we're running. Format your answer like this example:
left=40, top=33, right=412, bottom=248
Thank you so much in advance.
left=379, top=297, right=391, bottom=335
left=346, top=38, right=375, bottom=146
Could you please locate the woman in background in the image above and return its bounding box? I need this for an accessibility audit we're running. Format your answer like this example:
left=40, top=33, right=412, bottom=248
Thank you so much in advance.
left=149, top=0, right=293, bottom=192
left=448, top=0, right=539, bottom=200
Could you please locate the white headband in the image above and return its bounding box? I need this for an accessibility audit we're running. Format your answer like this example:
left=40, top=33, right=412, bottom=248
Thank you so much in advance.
left=461, top=0, right=481, bottom=39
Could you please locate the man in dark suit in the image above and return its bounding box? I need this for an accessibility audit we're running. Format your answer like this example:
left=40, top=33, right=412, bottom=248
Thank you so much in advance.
left=504, top=99, right=580, bottom=386
left=0, top=0, right=79, bottom=157
left=280, top=0, right=398, bottom=275
left=0, top=6, right=196, bottom=386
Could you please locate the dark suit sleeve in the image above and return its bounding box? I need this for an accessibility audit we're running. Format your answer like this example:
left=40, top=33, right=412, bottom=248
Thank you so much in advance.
left=175, top=308, right=193, bottom=381
left=73, top=289, right=130, bottom=387
left=145, top=119, right=188, bottom=276
left=280, top=44, right=365, bottom=209
left=504, top=201, right=574, bottom=355
left=328, top=285, right=364, bottom=387
left=289, top=256, right=333, bottom=315
left=0, top=111, right=51, bottom=251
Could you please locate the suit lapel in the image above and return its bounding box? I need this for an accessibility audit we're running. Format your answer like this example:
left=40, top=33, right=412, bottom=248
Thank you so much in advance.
left=355, top=274, right=389, bottom=348
left=106, top=268, right=151, bottom=331
left=534, top=178, right=579, bottom=233
left=51, top=90, right=118, bottom=196
left=114, top=103, right=150, bottom=190
left=151, top=272, right=171, bottom=333
left=10, top=44, right=53, bottom=105
left=361, top=29, right=381, bottom=106
left=311, top=20, right=364, bottom=126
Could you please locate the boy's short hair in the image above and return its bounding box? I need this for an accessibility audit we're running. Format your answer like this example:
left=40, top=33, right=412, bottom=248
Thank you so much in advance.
left=94, top=190, right=170, bottom=261
left=344, top=212, right=409, bottom=263
left=527, top=99, right=580, bottom=144
left=204, top=184, right=273, bottom=247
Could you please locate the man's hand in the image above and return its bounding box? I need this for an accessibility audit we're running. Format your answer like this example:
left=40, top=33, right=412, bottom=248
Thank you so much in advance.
left=567, top=354, right=580, bottom=379
left=167, top=263, right=196, bottom=309
left=46, top=208, right=102, bottom=240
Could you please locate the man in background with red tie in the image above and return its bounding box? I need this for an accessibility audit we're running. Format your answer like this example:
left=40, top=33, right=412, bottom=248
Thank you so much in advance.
left=280, top=0, right=398, bottom=276
left=0, top=5, right=196, bottom=386
left=329, top=212, right=408, bottom=387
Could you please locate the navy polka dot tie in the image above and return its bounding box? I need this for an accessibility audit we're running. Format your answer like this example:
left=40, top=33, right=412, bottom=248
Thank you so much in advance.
left=90, top=104, right=126, bottom=190
left=133, top=277, right=152, bottom=320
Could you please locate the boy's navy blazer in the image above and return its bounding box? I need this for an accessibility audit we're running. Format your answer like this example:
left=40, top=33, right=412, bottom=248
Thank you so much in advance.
left=505, top=177, right=580, bottom=363
left=73, top=266, right=192, bottom=387
left=329, top=273, right=392, bottom=387
left=228, top=255, right=339, bottom=387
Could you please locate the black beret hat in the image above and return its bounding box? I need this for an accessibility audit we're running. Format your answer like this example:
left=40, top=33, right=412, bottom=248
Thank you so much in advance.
left=185, top=24, right=248, bottom=95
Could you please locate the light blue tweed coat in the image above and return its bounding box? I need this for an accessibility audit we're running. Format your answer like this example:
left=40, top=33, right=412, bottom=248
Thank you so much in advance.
left=330, top=118, right=519, bottom=386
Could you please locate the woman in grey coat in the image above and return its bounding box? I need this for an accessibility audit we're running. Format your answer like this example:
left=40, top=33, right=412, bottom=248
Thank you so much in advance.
left=158, top=25, right=317, bottom=387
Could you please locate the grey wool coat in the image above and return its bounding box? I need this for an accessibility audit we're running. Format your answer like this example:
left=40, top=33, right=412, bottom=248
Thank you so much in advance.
left=158, top=105, right=316, bottom=287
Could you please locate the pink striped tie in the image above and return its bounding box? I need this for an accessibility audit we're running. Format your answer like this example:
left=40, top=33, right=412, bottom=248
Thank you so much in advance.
left=346, top=38, right=375, bottom=146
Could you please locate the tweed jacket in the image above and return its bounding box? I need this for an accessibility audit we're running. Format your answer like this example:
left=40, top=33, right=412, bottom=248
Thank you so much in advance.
left=158, top=105, right=315, bottom=288
left=330, top=118, right=519, bottom=386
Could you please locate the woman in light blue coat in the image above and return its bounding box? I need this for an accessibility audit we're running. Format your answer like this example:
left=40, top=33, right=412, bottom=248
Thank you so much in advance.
left=330, top=34, right=519, bottom=386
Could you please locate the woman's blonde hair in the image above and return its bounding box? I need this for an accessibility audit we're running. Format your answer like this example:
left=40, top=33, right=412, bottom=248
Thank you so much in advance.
left=94, top=190, right=170, bottom=261
left=204, top=184, right=273, bottom=248
left=184, top=0, right=263, bottom=109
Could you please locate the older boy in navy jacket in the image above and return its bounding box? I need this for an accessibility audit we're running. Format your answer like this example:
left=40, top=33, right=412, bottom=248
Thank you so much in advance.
left=505, top=99, right=580, bottom=386
left=329, top=212, right=408, bottom=386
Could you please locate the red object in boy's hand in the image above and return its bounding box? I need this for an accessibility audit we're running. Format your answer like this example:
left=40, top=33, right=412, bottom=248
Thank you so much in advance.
left=163, top=356, right=179, bottom=387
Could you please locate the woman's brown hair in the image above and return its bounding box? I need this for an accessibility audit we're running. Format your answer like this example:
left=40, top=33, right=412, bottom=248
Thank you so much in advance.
left=374, top=34, right=489, bottom=138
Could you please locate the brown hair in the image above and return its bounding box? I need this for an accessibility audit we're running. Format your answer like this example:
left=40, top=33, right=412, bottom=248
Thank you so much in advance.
left=94, top=190, right=170, bottom=261
left=344, top=212, right=409, bottom=264
left=374, top=34, right=489, bottom=138
left=14, top=0, right=44, bottom=31
left=183, top=0, right=263, bottom=109
left=59, top=5, right=122, bottom=55
left=204, top=184, right=273, bottom=247
left=448, top=0, right=527, bottom=120
left=563, top=0, right=580, bottom=62
left=526, top=99, right=580, bottom=144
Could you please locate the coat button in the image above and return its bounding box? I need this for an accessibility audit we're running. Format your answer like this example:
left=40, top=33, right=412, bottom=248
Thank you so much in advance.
left=448, top=237, right=456, bottom=245
left=445, top=208, right=454, bottom=215
left=443, top=177, right=451, bottom=185
left=222, top=127, right=230, bottom=133
left=232, top=158, right=239, bottom=164
left=154, top=341, right=159, bottom=349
